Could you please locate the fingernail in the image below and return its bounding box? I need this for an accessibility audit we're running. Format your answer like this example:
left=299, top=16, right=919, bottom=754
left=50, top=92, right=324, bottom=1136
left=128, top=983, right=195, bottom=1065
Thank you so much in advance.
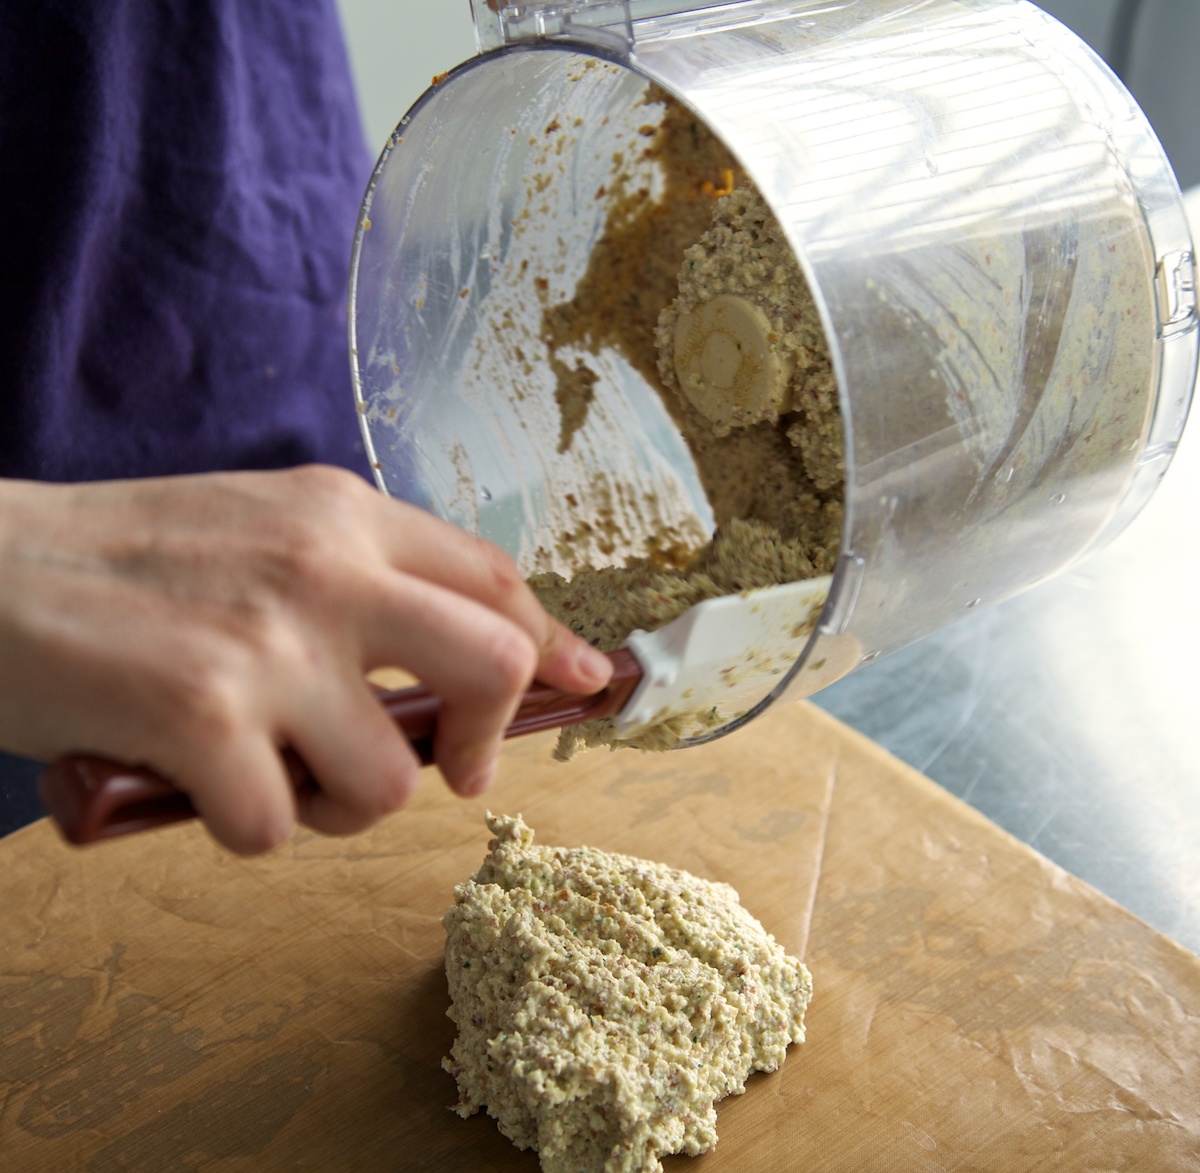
left=576, top=643, right=613, bottom=690
left=461, top=759, right=498, bottom=798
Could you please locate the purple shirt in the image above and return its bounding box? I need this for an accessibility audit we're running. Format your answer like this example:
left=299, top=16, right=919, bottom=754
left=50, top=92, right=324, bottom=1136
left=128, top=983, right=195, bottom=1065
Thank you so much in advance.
left=0, top=0, right=373, bottom=481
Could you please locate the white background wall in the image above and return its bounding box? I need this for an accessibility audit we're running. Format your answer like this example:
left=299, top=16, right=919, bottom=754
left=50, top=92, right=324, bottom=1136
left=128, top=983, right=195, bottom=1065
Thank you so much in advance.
left=1038, top=0, right=1200, bottom=189
left=336, top=0, right=477, bottom=154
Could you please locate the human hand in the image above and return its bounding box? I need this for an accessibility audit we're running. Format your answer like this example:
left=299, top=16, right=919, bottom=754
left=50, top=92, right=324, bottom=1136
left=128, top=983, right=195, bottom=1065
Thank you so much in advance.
left=0, top=467, right=612, bottom=854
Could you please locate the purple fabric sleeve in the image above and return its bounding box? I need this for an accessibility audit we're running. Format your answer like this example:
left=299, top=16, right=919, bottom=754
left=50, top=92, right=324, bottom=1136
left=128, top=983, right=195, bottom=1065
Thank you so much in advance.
left=0, top=0, right=375, bottom=481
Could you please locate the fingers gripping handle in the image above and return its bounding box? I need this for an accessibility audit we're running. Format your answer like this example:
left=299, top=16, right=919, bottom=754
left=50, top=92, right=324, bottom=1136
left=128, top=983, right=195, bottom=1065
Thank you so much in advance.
left=39, top=650, right=642, bottom=846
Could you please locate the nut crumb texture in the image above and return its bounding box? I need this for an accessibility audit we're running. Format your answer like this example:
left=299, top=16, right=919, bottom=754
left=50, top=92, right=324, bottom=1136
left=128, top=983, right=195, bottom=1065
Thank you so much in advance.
left=531, top=91, right=843, bottom=758
left=442, top=814, right=813, bottom=1173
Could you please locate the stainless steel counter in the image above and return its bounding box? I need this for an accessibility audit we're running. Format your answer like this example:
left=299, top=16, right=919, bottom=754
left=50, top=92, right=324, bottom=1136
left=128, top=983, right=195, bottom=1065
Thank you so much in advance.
left=814, top=193, right=1200, bottom=957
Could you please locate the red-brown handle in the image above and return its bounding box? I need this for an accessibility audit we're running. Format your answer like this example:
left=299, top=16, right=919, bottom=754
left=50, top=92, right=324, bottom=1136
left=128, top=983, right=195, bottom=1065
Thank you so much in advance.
left=39, top=649, right=642, bottom=847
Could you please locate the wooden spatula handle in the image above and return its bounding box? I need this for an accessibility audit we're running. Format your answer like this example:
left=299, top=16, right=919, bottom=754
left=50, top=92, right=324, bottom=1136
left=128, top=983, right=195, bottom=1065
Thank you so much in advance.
left=39, top=649, right=641, bottom=846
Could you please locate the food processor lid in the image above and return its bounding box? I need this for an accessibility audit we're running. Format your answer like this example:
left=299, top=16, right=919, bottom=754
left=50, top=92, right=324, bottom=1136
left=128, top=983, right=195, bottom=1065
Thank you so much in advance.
left=469, top=0, right=760, bottom=52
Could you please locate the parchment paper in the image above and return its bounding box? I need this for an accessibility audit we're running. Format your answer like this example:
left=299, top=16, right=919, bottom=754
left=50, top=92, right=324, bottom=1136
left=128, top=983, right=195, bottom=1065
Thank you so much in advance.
left=1, top=700, right=1197, bottom=1171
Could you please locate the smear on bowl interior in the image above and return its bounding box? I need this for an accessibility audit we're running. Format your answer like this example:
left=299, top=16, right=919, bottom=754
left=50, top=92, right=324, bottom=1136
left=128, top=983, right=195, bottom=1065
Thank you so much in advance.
left=530, top=89, right=845, bottom=759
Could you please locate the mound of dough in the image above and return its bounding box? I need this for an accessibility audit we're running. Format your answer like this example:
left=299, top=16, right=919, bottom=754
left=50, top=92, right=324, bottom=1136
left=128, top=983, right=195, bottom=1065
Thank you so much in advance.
left=442, top=814, right=813, bottom=1173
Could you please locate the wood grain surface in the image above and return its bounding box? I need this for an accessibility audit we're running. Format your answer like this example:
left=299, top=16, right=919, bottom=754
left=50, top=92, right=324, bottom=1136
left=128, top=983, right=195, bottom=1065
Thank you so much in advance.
left=1, top=700, right=1198, bottom=1171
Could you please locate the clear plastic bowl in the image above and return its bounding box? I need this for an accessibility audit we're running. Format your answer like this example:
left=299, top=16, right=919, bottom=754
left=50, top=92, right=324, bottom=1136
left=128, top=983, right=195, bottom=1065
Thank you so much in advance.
left=350, top=0, right=1196, bottom=740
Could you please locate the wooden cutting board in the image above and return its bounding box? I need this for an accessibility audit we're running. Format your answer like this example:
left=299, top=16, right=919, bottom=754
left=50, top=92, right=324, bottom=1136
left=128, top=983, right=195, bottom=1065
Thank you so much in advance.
left=1, top=700, right=1198, bottom=1171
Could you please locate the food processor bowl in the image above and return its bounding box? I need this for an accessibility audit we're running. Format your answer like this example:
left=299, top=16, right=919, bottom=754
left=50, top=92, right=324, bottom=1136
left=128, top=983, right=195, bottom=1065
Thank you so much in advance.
left=350, top=0, right=1196, bottom=742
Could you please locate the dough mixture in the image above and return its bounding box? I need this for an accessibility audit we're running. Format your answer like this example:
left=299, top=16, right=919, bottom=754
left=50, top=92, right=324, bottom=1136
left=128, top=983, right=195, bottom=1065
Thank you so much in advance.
left=443, top=814, right=813, bottom=1173
left=532, top=92, right=844, bottom=758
